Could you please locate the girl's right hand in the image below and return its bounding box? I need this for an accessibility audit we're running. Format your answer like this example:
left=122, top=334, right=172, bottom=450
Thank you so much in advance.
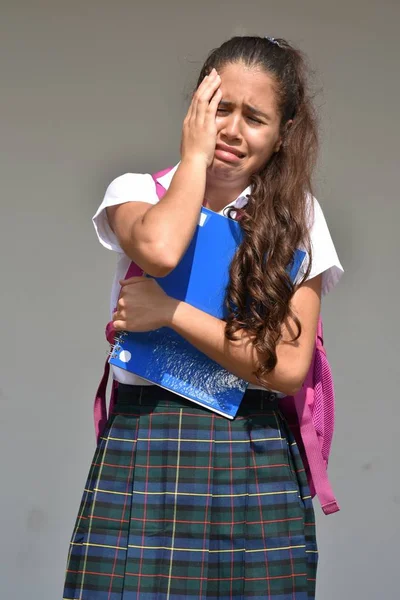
left=181, top=68, right=222, bottom=168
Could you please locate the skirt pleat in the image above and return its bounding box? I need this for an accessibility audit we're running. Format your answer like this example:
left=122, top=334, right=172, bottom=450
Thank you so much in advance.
left=63, top=385, right=317, bottom=600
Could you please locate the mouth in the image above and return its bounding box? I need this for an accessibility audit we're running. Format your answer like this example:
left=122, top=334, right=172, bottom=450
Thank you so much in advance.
left=214, top=144, right=246, bottom=163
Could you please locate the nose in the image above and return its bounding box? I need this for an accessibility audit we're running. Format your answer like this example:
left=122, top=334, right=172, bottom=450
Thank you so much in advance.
left=220, top=112, right=242, bottom=141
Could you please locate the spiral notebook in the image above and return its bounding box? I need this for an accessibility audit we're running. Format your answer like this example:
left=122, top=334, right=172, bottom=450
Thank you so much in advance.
left=109, top=207, right=306, bottom=418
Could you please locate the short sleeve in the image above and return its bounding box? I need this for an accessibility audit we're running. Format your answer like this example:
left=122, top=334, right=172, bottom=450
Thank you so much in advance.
left=92, top=173, right=159, bottom=253
left=300, top=197, right=344, bottom=296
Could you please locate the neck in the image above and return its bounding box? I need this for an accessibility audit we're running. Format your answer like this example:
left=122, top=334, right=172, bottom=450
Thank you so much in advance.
left=204, top=174, right=249, bottom=213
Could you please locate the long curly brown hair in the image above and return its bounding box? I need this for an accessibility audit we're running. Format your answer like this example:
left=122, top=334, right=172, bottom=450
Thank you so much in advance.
left=196, top=36, right=318, bottom=383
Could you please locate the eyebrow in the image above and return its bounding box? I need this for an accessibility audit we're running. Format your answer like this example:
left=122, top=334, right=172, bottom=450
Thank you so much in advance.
left=218, top=100, right=271, bottom=121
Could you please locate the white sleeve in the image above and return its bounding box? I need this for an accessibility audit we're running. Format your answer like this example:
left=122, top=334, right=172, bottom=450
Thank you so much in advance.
left=92, top=173, right=159, bottom=253
left=300, top=197, right=344, bottom=296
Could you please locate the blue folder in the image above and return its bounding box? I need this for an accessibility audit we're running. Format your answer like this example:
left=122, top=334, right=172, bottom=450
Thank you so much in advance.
left=109, top=207, right=306, bottom=418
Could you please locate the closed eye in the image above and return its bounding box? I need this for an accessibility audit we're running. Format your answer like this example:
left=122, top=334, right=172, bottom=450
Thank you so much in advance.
left=247, top=116, right=263, bottom=124
left=216, top=107, right=264, bottom=124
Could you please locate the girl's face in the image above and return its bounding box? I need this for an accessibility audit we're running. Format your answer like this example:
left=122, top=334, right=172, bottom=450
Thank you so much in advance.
left=208, top=61, right=283, bottom=187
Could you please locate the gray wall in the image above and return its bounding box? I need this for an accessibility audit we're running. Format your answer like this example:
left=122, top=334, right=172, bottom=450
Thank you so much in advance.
left=1, top=1, right=399, bottom=598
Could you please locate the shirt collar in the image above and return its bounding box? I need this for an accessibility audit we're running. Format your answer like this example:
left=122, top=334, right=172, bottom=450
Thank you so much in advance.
left=156, top=162, right=251, bottom=215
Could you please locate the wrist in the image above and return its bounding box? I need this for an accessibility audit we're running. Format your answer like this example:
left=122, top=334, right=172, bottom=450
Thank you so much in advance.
left=180, top=154, right=208, bottom=172
left=163, top=296, right=184, bottom=328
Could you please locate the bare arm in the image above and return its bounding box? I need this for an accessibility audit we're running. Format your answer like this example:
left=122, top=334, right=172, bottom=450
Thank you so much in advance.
left=114, top=274, right=322, bottom=396
left=167, top=274, right=322, bottom=395
left=106, top=158, right=207, bottom=276
left=106, top=70, right=222, bottom=277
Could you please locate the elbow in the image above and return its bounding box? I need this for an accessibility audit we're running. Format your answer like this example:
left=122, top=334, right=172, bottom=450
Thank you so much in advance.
left=130, top=239, right=180, bottom=278
left=255, top=347, right=312, bottom=398
left=280, top=368, right=308, bottom=397
left=146, top=266, right=174, bottom=278
left=258, top=372, right=305, bottom=398
left=280, top=379, right=303, bottom=397
left=147, top=239, right=180, bottom=277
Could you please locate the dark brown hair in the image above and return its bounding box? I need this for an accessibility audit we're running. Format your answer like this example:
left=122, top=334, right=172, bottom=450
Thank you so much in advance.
left=197, top=36, right=317, bottom=382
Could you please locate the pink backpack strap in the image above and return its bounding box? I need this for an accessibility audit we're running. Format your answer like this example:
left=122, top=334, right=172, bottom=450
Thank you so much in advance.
left=293, top=318, right=340, bottom=515
left=93, top=167, right=172, bottom=442
left=124, top=261, right=144, bottom=280
left=316, top=317, right=324, bottom=350
left=93, top=359, right=110, bottom=442
left=151, top=167, right=170, bottom=200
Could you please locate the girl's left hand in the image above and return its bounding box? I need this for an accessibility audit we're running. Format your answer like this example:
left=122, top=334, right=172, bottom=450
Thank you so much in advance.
left=113, top=277, right=178, bottom=332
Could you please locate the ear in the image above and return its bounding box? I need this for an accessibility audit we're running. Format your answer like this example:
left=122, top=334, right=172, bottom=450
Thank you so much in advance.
left=275, top=119, right=293, bottom=152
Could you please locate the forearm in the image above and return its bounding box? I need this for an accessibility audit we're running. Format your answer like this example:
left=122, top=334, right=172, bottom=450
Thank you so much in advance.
left=168, top=300, right=305, bottom=396
left=131, top=158, right=207, bottom=267
left=110, top=71, right=221, bottom=275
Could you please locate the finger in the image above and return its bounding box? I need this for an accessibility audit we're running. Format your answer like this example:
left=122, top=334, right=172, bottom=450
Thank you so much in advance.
left=113, top=319, right=125, bottom=332
left=194, top=70, right=215, bottom=99
left=119, top=276, right=148, bottom=286
left=193, top=73, right=216, bottom=111
left=114, top=304, right=127, bottom=318
left=207, top=87, right=223, bottom=118
left=117, top=296, right=126, bottom=310
left=193, top=71, right=221, bottom=121
left=187, top=72, right=212, bottom=122
left=188, top=74, right=210, bottom=115
left=190, top=72, right=214, bottom=121
left=184, top=93, right=195, bottom=123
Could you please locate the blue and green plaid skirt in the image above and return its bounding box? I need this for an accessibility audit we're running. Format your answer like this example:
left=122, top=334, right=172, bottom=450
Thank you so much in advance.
left=63, top=384, right=317, bottom=599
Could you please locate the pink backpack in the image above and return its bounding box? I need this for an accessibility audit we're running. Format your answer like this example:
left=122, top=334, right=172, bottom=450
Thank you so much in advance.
left=94, top=167, right=339, bottom=515
left=279, top=319, right=340, bottom=514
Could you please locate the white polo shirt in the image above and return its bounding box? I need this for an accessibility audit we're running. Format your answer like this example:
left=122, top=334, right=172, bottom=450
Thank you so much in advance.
left=93, top=163, right=344, bottom=388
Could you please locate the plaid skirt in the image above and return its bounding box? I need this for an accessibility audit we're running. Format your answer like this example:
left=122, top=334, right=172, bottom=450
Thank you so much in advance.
left=63, top=384, right=318, bottom=599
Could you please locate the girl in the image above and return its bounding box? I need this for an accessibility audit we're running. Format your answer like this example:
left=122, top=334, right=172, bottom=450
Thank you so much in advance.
left=63, top=36, right=343, bottom=599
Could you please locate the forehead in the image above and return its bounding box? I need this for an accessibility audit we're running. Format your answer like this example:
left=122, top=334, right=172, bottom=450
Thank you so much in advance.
left=218, top=62, right=278, bottom=115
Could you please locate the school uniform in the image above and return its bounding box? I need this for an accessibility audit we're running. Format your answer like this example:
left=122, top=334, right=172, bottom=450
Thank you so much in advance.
left=63, top=164, right=343, bottom=599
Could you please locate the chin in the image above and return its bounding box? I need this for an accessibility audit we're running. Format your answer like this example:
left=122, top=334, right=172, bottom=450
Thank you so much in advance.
left=208, top=157, right=243, bottom=178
